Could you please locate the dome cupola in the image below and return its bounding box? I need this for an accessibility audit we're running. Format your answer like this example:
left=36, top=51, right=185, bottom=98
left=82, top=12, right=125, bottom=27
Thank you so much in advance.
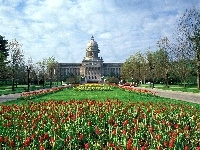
left=85, top=36, right=100, bottom=60
left=86, top=36, right=98, bottom=49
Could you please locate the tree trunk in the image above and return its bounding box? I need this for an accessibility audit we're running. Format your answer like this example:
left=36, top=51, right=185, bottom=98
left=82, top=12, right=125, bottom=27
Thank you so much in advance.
left=183, top=80, right=186, bottom=88
left=197, top=66, right=200, bottom=90
left=197, top=55, right=200, bottom=90
left=165, top=72, right=169, bottom=88
left=12, top=78, right=15, bottom=91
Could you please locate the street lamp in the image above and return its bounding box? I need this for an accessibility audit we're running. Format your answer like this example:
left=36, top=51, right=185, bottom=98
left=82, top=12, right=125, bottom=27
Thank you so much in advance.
left=101, top=76, right=104, bottom=83
left=80, top=75, right=84, bottom=84
left=42, top=66, right=45, bottom=87
left=26, top=66, right=31, bottom=92
left=150, top=66, right=155, bottom=88
left=50, top=69, right=52, bottom=88
left=131, top=77, right=134, bottom=85
left=49, top=68, right=55, bottom=88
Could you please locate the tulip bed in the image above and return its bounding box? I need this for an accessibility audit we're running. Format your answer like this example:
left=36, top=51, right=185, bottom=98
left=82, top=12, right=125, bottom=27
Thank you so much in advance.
left=0, top=85, right=200, bottom=149
left=73, top=84, right=112, bottom=91
left=118, top=86, right=157, bottom=96
left=19, top=86, right=73, bottom=101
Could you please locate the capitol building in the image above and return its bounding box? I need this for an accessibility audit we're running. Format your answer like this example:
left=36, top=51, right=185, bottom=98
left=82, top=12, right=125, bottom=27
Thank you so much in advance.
left=59, top=36, right=123, bottom=83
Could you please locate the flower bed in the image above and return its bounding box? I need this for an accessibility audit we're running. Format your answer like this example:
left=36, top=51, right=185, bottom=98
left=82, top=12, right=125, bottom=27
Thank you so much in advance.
left=73, top=84, right=112, bottom=91
left=19, top=86, right=71, bottom=100
left=118, top=86, right=157, bottom=96
left=0, top=99, right=199, bottom=149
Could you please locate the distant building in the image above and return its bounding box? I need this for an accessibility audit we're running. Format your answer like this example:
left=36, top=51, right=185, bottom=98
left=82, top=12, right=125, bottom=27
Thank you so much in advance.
left=59, top=36, right=123, bottom=83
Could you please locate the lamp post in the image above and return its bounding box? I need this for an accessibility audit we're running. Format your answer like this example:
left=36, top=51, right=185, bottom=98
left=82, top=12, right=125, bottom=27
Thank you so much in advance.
left=150, top=66, right=155, bottom=88
left=131, top=77, right=134, bottom=86
left=42, top=65, right=45, bottom=87
left=49, top=68, right=55, bottom=88
left=26, top=66, right=31, bottom=92
left=50, top=69, right=52, bottom=88
left=101, top=76, right=104, bottom=83
left=60, top=73, right=63, bottom=86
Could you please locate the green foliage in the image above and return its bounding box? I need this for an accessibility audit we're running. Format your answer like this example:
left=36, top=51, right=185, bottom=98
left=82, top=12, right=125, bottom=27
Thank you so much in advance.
left=0, top=35, right=9, bottom=59
left=107, top=76, right=119, bottom=84
left=66, top=75, right=80, bottom=84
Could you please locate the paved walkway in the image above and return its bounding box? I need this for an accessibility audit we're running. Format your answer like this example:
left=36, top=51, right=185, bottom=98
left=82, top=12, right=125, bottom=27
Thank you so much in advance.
left=0, top=87, right=200, bottom=104
left=0, top=93, right=20, bottom=103
left=134, top=87, right=200, bottom=104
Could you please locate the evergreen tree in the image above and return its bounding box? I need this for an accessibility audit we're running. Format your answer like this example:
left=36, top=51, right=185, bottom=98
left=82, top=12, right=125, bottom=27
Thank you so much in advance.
left=0, top=35, right=9, bottom=59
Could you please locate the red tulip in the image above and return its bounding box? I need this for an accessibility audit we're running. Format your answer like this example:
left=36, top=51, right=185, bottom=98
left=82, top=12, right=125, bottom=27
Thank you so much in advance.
left=122, top=129, right=126, bottom=135
left=16, top=134, right=20, bottom=140
left=50, top=137, right=55, bottom=144
left=157, top=146, right=161, bottom=150
left=4, top=136, right=8, bottom=143
left=174, top=123, right=179, bottom=129
left=39, top=136, right=44, bottom=143
left=184, top=145, right=189, bottom=150
left=26, top=136, right=31, bottom=143
left=9, top=140, right=14, bottom=147
left=156, top=135, right=161, bottom=141
left=126, top=143, right=132, bottom=150
left=43, top=133, right=49, bottom=139
left=163, top=141, right=168, bottom=147
left=32, top=134, right=36, bottom=139
left=0, top=136, right=3, bottom=143
left=149, top=126, right=154, bottom=133
left=196, top=147, right=200, bottom=150
left=95, top=126, right=100, bottom=135
left=140, top=146, right=146, bottom=150
left=123, top=120, right=128, bottom=126
left=88, top=121, right=92, bottom=126
left=68, top=135, right=72, bottom=141
left=40, top=145, right=45, bottom=150
left=84, top=143, right=90, bottom=149
left=78, top=133, right=83, bottom=140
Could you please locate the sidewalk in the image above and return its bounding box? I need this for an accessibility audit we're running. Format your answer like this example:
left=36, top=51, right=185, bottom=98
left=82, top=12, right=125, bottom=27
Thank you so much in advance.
left=0, top=93, right=20, bottom=103
left=0, top=85, right=70, bottom=103
left=133, top=87, right=200, bottom=104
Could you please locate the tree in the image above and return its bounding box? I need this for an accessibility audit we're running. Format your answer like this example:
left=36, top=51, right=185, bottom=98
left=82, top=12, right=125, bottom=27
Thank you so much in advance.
left=146, top=50, right=156, bottom=88
left=38, top=56, right=59, bottom=87
left=0, top=35, right=9, bottom=59
left=176, top=7, right=200, bottom=89
left=189, top=29, right=200, bottom=88
left=156, top=37, right=171, bottom=87
left=7, top=39, right=25, bottom=91
left=0, top=35, right=9, bottom=81
left=121, top=55, right=136, bottom=82
left=134, top=52, right=148, bottom=84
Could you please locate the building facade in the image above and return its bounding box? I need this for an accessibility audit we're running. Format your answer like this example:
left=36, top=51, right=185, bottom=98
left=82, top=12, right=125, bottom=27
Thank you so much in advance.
left=59, top=36, right=123, bottom=83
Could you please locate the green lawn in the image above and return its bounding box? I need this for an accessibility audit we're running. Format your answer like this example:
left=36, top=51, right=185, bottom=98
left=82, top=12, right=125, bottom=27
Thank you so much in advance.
left=0, top=84, right=58, bottom=96
left=2, top=87, right=199, bottom=108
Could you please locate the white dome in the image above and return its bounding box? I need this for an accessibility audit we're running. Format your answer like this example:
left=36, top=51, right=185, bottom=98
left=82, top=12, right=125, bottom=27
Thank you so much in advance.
left=86, top=36, right=98, bottom=48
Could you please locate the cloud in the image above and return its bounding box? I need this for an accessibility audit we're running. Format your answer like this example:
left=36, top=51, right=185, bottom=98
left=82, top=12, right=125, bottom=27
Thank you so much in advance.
left=0, top=0, right=200, bottom=64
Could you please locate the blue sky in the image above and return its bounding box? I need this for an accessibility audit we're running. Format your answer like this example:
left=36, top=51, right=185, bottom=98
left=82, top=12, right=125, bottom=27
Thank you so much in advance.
left=0, top=0, right=199, bottom=63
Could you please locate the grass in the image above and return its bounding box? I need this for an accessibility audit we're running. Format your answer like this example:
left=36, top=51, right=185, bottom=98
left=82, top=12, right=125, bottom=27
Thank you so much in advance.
left=2, top=87, right=199, bottom=109
left=0, top=85, right=26, bottom=95
left=0, top=84, right=59, bottom=96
